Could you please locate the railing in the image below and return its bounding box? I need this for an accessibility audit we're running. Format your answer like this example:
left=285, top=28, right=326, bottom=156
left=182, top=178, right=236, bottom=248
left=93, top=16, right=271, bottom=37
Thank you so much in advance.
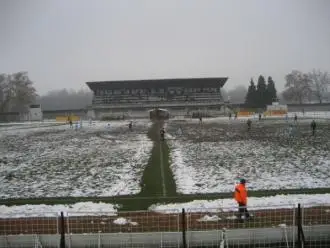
left=92, top=100, right=225, bottom=110
left=1, top=204, right=330, bottom=247
left=288, top=111, right=330, bottom=119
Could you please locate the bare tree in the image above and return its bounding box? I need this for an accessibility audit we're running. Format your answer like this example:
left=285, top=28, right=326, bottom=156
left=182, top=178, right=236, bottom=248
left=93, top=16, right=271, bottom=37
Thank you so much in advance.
left=0, top=74, right=9, bottom=112
left=308, top=69, right=330, bottom=103
left=0, top=72, right=37, bottom=113
left=282, top=70, right=312, bottom=104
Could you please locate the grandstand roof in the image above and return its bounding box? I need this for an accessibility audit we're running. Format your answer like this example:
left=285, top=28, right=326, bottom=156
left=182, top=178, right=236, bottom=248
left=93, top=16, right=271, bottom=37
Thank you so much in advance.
left=86, top=77, right=228, bottom=91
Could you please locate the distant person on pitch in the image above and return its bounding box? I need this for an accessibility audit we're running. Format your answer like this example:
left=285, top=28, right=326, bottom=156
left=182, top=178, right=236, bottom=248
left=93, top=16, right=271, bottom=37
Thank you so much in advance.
left=294, top=114, right=298, bottom=123
left=247, top=119, right=252, bottom=131
left=311, top=120, right=316, bottom=136
left=234, top=178, right=250, bottom=221
left=68, top=116, right=73, bottom=128
left=160, top=128, right=165, bottom=141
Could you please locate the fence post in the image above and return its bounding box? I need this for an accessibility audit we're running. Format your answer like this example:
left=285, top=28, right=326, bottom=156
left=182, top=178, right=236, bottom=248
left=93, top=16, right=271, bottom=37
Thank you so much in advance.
left=296, top=203, right=305, bottom=248
left=60, top=212, right=66, bottom=248
left=182, top=208, right=187, bottom=248
left=292, top=205, right=296, bottom=248
left=297, top=204, right=301, bottom=248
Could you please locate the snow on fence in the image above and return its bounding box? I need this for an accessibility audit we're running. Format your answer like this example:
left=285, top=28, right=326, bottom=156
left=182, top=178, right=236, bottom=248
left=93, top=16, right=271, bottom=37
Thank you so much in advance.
left=0, top=204, right=330, bottom=247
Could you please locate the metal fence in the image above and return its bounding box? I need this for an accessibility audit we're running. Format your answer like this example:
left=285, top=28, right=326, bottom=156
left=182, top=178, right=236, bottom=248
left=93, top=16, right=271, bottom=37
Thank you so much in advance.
left=1, top=204, right=330, bottom=247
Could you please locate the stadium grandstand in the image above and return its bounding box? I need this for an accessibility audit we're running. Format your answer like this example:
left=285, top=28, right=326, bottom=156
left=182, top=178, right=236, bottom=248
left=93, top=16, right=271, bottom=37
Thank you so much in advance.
left=86, top=77, right=228, bottom=119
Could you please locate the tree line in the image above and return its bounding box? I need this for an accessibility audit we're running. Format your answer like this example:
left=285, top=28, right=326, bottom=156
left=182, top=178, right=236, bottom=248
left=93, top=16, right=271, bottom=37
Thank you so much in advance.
left=245, top=75, right=277, bottom=108
left=282, top=69, right=330, bottom=104
left=36, top=89, right=93, bottom=111
left=0, top=72, right=92, bottom=113
left=1, top=70, right=329, bottom=113
left=244, top=69, right=330, bottom=108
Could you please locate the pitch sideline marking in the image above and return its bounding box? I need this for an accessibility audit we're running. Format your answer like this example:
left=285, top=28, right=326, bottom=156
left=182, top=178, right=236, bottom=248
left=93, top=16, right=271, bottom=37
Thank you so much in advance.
left=159, top=141, right=167, bottom=197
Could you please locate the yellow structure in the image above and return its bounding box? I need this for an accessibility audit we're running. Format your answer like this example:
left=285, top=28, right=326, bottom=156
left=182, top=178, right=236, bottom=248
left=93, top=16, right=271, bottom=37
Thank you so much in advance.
left=56, top=115, right=80, bottom=123
left=264, top=110, right=287, bottom=116
left=237, top=111, right=254, bottom=117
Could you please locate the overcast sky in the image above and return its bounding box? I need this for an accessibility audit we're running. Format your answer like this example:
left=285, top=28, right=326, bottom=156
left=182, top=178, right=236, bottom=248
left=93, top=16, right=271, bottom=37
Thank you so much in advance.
left=1, top=0, right=329, bottom=95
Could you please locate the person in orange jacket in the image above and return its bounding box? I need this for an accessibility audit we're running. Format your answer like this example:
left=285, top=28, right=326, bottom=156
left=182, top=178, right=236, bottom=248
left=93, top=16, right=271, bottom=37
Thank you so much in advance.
left=234, top=178, right=250, bottom=220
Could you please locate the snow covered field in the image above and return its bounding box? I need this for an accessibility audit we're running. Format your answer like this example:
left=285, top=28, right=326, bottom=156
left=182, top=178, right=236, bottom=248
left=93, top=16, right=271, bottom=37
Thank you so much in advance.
left=167, top=117, right=330, bottom=194
left=0, top=120, right=152, bottom=198
left=1, top=112, right=329, bottom=202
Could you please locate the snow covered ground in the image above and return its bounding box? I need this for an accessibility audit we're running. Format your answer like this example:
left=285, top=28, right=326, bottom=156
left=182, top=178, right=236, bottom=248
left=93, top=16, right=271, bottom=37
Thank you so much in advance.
left=0, top=201, right=118, bottom=218
left=288, top=111, right=330, bottom=119
left=149, top=194, right=330, bottom=214
left=1, top=194, right=330, bottom=218
left=0, top=120, right=152, bottom=198
left=167, top=117, right=330, bottom=194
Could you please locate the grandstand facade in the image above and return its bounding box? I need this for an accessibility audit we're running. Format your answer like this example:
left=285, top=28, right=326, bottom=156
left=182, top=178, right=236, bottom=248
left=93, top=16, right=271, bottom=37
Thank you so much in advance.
left=86, top=77, right=228, bottom=118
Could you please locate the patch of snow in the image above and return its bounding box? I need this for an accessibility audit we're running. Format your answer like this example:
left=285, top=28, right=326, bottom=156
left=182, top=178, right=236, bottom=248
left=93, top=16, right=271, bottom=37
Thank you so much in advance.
left=113, top=217, right=128, bottom=225
left=278, top=224, right=287, bottom=228
left=226, top=215, right=238, bottom=220
left=167, top=134, right=198, bottom=193
left=197, top=215, right=221, bottom=222
left=149, top=194, right=330, bottom=213
left=0, top=201, right=118, bottom=218
left=113, top=217, right=138, bottom=225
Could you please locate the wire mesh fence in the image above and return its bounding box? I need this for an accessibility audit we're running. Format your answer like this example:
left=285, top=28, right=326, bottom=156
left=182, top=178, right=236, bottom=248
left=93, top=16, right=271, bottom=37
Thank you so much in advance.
left=66, top=210, right=180, bottom=234
left=184, top=206, right=296, bottom=248
left=0, top=204, right=330, bottom=247
left=0, top=213, right=59, bottom=235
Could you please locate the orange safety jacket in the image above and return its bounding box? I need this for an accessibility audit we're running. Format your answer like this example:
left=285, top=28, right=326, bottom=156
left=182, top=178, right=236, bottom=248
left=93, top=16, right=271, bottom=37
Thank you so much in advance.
left=234, top=183, right=247, bottom=205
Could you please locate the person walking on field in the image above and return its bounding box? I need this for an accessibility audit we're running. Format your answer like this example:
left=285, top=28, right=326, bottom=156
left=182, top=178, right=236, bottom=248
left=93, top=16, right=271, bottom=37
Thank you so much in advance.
left=311, top=120, right=316, bottom=136
left=68, top=116, right=73, bottom=128
left=294, top=114, right=298, bottom=123
left=160, top=127, right=165, bottom=141
left=234, top=178, right=250, bottom=221
left=247, top=119, right=252, bottom=131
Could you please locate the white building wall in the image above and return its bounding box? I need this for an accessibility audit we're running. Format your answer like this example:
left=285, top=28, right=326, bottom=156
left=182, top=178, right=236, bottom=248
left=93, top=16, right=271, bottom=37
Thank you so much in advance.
left=29, top=107, right=43, bottom=121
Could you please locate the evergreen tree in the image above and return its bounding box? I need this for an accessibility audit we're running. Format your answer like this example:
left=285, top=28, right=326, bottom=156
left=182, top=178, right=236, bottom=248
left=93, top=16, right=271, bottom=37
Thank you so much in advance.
left=256, top=75, right=267, bottom=107
left=245, top=78, right=257, bottom=108
left=266, top=76, right=277, bottom=105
